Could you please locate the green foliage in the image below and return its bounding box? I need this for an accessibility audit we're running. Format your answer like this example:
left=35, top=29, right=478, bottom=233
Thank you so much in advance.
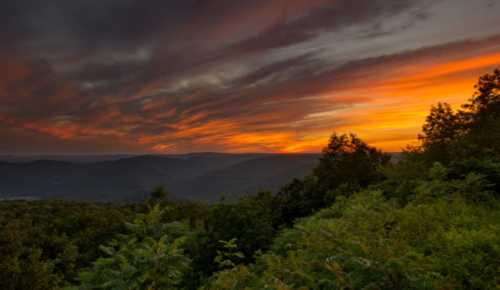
left=377, top=150, right=428, bottom=203
left=214, top=239, right=245, bottom=270
left=0, top=201, right=133, bottom=289
left=205, top=189, right=500, bottom=290
left=420, top=69, right=500, bottom=162
left=204, top=69, right=500, bottom=290
left=315, top=133, right=390, bottom=193
left=191, top=192, right=276, bottom=281
left=275, top=133, right=389, bottom=226
left=419, top=102, right=467, bottom=150
left=273, top=176, right=319, bottom=227
left=73, top=204, right=191, bottom=290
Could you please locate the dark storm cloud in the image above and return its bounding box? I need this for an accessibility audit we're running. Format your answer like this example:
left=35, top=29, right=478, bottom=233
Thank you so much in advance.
left=1, top=0, right=500, bottom=153
left=1, top=0, right=196, bottom=46
left=233, top=0, right=426, bottom=49
left=2, top=0, right=427, bottom=92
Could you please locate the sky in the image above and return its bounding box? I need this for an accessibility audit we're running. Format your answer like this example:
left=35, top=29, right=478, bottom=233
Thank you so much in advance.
left=1, top=0, right=500, bottom=154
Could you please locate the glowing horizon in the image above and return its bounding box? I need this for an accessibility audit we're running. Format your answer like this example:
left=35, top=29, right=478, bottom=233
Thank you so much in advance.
left=1, top=0, right=500, bottom=154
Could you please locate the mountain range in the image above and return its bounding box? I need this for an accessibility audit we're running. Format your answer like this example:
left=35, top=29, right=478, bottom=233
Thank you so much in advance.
left=0, top=153, right=320, bottom=202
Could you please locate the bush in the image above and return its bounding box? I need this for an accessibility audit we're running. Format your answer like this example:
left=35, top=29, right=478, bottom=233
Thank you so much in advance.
left=205, top=188, right=500, bottom=289
left=72, top=205, right=191, bottom=290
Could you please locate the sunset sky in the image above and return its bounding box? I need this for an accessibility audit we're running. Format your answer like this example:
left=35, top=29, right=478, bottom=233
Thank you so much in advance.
left=1, top=0, right=500, bottom=154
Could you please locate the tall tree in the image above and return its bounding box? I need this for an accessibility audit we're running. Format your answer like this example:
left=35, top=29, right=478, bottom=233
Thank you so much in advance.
left=463, top=69, right=500, bottom=155
left=314, top=133, right=390, bottom=196
left=275, top=133, right=389, bottom=226
left=419, top=102, right=464, bottom=148
left=419, top=69, right=500, bottom=160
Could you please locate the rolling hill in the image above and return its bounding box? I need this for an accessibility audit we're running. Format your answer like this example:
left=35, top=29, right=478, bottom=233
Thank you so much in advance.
left=0, top=153, right=319, bottom=202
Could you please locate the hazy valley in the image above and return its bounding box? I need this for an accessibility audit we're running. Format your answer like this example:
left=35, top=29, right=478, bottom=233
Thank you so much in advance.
left=0, top=153, right=319, bottom=202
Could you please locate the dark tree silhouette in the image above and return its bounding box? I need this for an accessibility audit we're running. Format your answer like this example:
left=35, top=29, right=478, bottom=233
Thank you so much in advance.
left=419, top=69, right=500, bottom=160
left=419, top=102, right=465, bottom=148
left=275, top=133, right=389, bottom=226
left=464, top=69, right=500, bottom=155
left=314, top=133, right=390, bottom=193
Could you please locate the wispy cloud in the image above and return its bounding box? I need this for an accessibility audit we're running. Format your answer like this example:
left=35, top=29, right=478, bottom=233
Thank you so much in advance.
left=1, top=0, right=500, bottom=153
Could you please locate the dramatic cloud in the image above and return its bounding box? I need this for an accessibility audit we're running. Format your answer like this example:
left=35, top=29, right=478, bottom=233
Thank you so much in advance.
left=1, top=0, right=500, bottom=153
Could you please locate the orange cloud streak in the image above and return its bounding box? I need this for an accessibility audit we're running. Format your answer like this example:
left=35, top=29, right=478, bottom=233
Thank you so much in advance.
left=5, top=42, right=500, bottom=154
left=325, top=52, right=500, bottom=151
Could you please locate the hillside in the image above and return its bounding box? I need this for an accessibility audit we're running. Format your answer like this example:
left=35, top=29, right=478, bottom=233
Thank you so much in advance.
left=0, top=153, right=319, bottom=202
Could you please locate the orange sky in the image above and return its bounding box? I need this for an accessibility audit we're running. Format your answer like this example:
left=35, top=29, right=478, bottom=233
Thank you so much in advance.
left=126, top=51, right=500, bottom=153
left=323, top=52, right=500, bottom=151
left=1, top=0, right=500, bottom=154
left=2, top=39, right=500, bottom=154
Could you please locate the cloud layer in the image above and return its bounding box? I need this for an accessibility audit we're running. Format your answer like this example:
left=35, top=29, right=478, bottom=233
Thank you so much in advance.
left=1, top=0, right=500, bottom=153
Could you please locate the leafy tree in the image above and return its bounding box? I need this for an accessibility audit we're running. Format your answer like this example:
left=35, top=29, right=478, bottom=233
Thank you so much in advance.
left=192, top=193, right=275, bottom=279
left=462, top=69, right=500, bottom=155
left=72, top=205, right=191, bottom=290
left=419, top=103, right=464, bottom=147
left=205, top=189, right=500, bottom=290
left=314, top=133, right=390, bottom=193
left=414, top=68, right=500, bottom=197
left=273, top=176, right=319, bottom=227
left=419, top=69, right=500, bottom=161
left=376, top=149, right=428, bottom=203
left=465, top=68, right=500, bottom=123
left=214, top=239, right=245, bottom=270
left=275, top=133, right=389, bottom=226
left=418, top=103, right=466, bottom=163
left=0, top=201, right=132, bottom=289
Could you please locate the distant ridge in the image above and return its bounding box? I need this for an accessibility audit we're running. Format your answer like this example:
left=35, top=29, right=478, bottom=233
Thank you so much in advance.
left=0, top=153, right=320, bottom=202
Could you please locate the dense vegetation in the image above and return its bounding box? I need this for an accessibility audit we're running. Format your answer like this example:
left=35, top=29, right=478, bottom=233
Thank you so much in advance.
left=1, top=69, right=499, bottom=289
